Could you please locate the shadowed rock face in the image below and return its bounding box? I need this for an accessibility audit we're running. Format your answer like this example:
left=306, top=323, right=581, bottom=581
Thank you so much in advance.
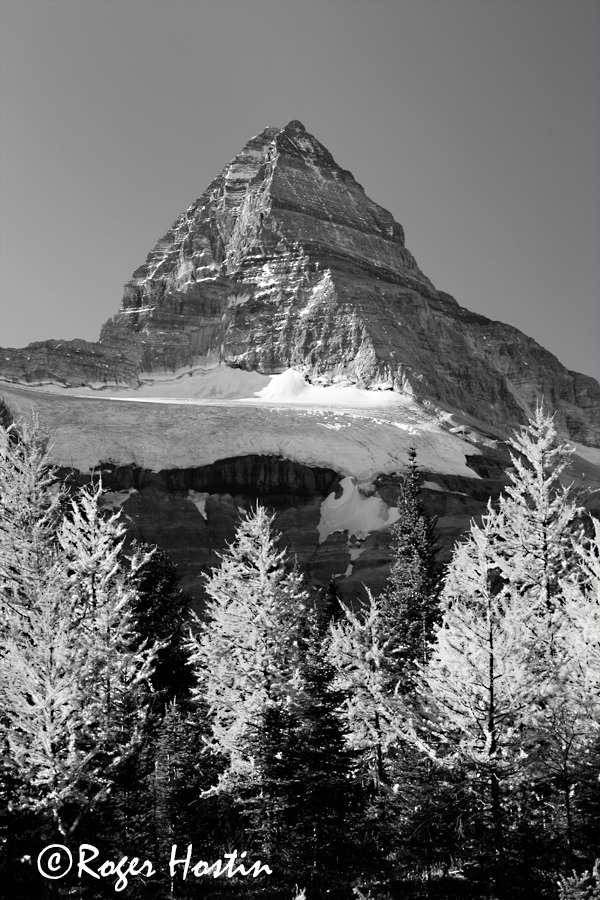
left=54, top=454, right=506, bottom=609
left=1, top=120, right=598, bottom=444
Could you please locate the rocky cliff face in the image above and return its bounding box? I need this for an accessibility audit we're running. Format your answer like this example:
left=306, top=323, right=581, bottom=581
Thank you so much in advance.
left=1, top=120, right=598, bottom=444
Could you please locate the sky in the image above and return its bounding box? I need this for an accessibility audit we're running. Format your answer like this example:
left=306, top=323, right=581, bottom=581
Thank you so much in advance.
left=1, top=0, right=598, bottom=380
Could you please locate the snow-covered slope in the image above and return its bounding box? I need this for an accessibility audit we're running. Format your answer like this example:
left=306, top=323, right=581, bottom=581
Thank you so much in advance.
left=2, top=369, right=482, bottom=480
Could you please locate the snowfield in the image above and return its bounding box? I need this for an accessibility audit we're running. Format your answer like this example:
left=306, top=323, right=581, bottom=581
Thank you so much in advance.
left=0, top=367, right=482, bottom=481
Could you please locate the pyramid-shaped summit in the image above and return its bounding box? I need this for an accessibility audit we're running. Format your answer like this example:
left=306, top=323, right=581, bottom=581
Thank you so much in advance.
left=101, top=119, right=437, bottom=382
left=3, top=121, right=599, bottom=444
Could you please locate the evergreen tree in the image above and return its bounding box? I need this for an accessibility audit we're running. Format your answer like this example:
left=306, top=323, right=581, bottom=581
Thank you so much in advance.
left=130, top=546, right=193, bottom=706
left=381, top=447, right=439, bottom=691
left=285, top=601, right=359, bottom=891
left=150, top=701, right=228, bottom=896
left=317, top=576, right=343, bottom=628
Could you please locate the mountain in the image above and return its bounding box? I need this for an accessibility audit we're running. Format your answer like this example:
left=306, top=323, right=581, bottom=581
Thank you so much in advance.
left=1, top=120, right=599, bottom=602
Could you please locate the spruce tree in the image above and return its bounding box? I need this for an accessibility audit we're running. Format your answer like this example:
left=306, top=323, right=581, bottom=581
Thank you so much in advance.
left=381, top=447, right=439, bottom=691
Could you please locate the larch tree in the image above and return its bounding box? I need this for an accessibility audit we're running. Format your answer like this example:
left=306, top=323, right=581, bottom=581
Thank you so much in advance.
left=187, top=505, right=309, bottom=781
left=490, top=405, right=584, bottom=613
left=416, top=513, right=537, bottom=881
left=328, top=590, right=409, bottom=792
left=416, top=408, right=596, bottom=885
left=525, top=516, right=600, bottom=865
left=0, top=418, right=64, bottom=626
left=0, top=419, right=158, bottom=839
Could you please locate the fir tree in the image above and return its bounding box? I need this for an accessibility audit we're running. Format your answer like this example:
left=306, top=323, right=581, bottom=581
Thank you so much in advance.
left=317, top=576, right=343, bottom=629
left=381, top=447, right=439, bottom=691
left=241, top=591, right=361, bottom=894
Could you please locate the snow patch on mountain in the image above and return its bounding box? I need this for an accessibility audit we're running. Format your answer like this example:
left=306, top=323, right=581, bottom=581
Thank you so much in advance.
left=188, top=490, right=209, bottom=519
left=318, top=476, right=399, bottom=543
left=251, top=369, right=407, bottom=408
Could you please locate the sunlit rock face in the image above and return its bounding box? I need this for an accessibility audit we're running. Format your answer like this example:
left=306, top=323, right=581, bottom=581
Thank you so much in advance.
left=99, top=120, right=434, bottom=378
left=99, top=119, right=599, bottom=445
left=1, top=119, right=599, bottom=444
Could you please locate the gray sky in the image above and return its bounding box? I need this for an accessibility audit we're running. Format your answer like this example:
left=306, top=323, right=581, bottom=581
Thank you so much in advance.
left=1, top=0, right=598, bottom=379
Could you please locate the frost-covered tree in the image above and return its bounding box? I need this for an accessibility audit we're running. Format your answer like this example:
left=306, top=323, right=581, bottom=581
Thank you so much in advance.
left=187, top=506, right=309, bottom=779
left=381, top=448, right=439, bottom=690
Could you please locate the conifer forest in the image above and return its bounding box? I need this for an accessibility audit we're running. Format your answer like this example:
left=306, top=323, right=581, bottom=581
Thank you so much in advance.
left=1, top=410, right=599, bottom=900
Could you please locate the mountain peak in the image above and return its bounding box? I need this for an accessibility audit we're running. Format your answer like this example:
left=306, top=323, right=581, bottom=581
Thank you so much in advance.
left=1, top=122, right=599, bottom=446
left=283, top=119, right=307, bottom=132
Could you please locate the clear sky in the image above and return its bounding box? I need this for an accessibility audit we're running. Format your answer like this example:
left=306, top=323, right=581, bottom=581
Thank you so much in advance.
left=1, top=0, right=598, bottom=379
